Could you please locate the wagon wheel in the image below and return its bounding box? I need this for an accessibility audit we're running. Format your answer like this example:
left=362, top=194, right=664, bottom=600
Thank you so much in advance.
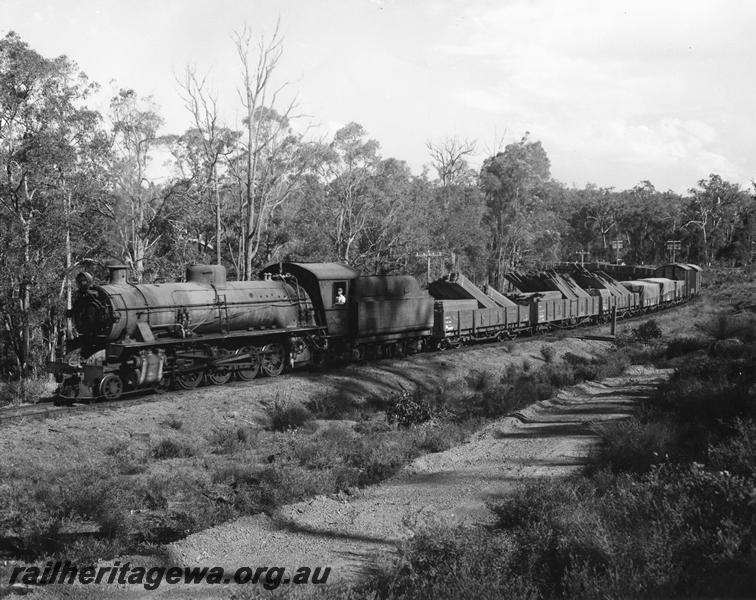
left=206, top=350, right=233, bottom=385
left=234, top=346, right=260, bottom=381
left=175, top=365, right=203, bottom=390
left=394, top=342, right=407, bottom=358
left=98, top=374, right=123, bottom=400
left=260, top=343, right=286, bottom=377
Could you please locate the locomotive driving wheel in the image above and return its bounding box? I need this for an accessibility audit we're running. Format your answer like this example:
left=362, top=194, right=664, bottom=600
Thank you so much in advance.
left=206, top=367, right=233, bottom=386
left=175, top=366, right=203, bottom=390
left=260, top=343, right=286, bottom=377
left=98, top=374, right=123, bottom=400
left=234, top=346, right=260, bottom=381
left=206, top=349, right=233, bottom=385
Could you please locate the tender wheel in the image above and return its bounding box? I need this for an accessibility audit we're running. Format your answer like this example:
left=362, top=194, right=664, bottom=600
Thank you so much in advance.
left=395, top=342, right=407, bottom=358
left=235, top=346, right=260, bottom=381
left=260, top=343, right=286, bottom=377
left=98, top=374, right=123, bottom=400
left=175, top=367, right=203, bottom=390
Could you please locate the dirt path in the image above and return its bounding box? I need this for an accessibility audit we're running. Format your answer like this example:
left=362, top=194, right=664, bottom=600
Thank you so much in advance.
left=161, top=366, right=671, bottom=592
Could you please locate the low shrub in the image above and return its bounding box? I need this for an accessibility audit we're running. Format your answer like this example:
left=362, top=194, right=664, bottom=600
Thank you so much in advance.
left=386, top=392, right=432, bottom=428
left=698, top=311, right=755, bottom=341
left=650, top=354, right=755, bottom=429
left=306, top=388, right=357, bottom=419
left=385, top=460, right=756, bottom=600
left=562, top=352, right=591, bottom=366
left=591, top=418, right=677, bottom=474
left=104, top=439, right=147, bottom=475
left=266, top=399, right=313, bottom=432
left=159, top=415, right=183, bottom=430
left=205, top=426, right=256, bottom=454
left=540, top=344, right=556, bottom=363
left=636, top=319, right=662, bottom=341
left=665, top=336, right=706, bottom=358
left=465, top=369, right=497, bottom=393
left=707, top=418, right=756, bottom=478
left=151, top=437, right=196, bottom=459
left=541, top=362, right=577, bottom=388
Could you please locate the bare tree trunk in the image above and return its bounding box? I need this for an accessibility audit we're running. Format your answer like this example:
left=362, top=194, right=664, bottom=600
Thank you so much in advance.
left=65, top=192, right=73, bottom=339
left=215, top=167, right=222, bottom=265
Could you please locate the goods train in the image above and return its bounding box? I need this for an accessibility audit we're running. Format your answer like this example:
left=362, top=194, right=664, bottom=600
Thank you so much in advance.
left=48, top=261, right=702, bottom=401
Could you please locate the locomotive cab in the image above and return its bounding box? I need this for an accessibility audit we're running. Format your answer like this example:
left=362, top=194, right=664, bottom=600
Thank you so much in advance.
left=261, top=262, right=359, bottom=338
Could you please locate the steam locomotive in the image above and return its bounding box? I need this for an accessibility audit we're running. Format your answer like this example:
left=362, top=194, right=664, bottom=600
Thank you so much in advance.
left=49, top=261, right=701, bottom=401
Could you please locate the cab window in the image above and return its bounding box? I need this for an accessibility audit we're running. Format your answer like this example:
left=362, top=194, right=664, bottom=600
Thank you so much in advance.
left=332, top=282, right=347, bottom=306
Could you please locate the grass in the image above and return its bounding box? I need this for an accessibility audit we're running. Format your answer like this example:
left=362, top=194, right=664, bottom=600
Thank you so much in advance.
left=1, top=341, right=632, bottom=568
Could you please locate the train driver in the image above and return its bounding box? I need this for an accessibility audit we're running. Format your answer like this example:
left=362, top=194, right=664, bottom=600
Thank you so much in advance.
left=335, top=288, right=347, bottom=304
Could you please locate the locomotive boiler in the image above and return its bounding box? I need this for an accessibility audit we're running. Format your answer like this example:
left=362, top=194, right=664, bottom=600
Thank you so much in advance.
left=53, top=264, right=321, bottom=401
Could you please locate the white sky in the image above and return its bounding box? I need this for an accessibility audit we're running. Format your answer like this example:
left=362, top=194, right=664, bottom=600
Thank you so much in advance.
left=2, top=0, right=755, bottom=193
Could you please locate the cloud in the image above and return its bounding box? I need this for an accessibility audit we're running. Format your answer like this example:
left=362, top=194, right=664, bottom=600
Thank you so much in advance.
left=434, top=0, right=756, bottom=191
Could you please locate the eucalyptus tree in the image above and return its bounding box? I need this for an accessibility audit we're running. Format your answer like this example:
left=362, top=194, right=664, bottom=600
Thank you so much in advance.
left=685, top=174, right=750, bottom=266
left=233, top=23, right=312, bottom=279
left=176, top=68, right=239, bottom=266
left=95, top=89, right=189, bottom=283
left=313, top=122, right=381, bottom=264
left=479, top=135, right=552, bottom=286
left=0, top=32, right=104, bottom=372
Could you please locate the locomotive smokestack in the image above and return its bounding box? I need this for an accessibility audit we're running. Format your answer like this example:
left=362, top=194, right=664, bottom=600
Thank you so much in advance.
left=108, top=264, right=129, bottom=285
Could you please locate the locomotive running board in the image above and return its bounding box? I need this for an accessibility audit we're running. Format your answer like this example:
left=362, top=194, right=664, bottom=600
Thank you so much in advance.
left=106, top=326, right=325, bottom=352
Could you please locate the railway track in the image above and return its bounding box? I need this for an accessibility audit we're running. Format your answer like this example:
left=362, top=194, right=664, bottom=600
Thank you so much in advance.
left=0, top=392, right=163, bottom=426
left=0, top=299, right=695, bottom=428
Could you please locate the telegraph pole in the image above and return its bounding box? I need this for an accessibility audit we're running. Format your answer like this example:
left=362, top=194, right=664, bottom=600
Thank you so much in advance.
left=666, top=239, right=681, bottom=263
left=415, top=249, right=443, bottom=284
left=611, top=239, right=624, bottom=264
left=575, top=248, right=589, bottom=266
